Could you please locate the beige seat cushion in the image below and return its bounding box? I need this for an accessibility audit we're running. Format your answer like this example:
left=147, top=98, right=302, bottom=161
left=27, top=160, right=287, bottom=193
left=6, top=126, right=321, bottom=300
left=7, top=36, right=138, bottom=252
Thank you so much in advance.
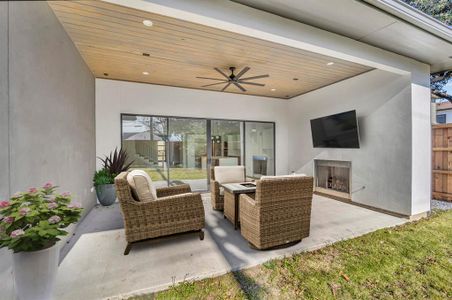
left=261, top=173, right=306, bottom=180
left=214, top=166, right=245, bottom=184
left=127, top=170, right=157, bottom=202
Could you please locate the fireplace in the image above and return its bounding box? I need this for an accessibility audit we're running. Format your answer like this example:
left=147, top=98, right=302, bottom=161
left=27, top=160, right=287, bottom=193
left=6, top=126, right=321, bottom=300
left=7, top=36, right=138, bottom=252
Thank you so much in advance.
left=314, top=159, right=351, bottom=200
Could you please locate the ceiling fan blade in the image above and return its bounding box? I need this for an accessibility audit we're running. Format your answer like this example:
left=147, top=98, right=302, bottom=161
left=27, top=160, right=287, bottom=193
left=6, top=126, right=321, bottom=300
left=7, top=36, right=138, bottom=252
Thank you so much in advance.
left=235, top=66, right=250, bottom=79
left=196, top=76, right=227, bottom=81
left=238, top=81, right=265, bottom=87
left=232, top=81, right=246, bottom=92
left=221, top=82, right=232, bottom=91
left=240, top=74, right=269, bottom=81
left=214, top=67, right=231, bottom=80
left=202, top=81, right=229, bottom=87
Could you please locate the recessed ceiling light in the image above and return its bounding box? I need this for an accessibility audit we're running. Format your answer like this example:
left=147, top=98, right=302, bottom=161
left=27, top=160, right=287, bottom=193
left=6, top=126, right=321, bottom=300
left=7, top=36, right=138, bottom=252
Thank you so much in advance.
left=327, top=62, right=335, bottom=66
left=271, top=88, right=276, bottom=91
left=142, top=71, right=149, bottom=75
left=142, top=20, right=153, bottom=27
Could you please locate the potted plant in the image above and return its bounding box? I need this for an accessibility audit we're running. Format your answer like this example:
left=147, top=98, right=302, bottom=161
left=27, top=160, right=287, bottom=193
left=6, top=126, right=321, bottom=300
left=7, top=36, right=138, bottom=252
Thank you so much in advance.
left=94, top=147, right=133, bottom=206
left=0, top=183, right=82, bottom=300
left=93, top=168, right=115, bottom=206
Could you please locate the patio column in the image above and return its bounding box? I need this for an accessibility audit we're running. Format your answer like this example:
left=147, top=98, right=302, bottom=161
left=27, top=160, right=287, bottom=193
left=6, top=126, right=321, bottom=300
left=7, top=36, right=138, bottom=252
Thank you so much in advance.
left=410, top=69, right=432, bottom=217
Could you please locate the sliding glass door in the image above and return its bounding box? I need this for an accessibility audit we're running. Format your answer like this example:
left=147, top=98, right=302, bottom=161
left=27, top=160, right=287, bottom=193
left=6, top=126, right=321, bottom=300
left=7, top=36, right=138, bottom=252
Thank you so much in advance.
left=245, top=122, right=275, bottom=178
left=211, top=120, right=243, bottom=167
left=121, top=115, right=168, bottom=188
left=168, top=118, right=208, bottom=191
left=121, top=114, right=275, bottom=191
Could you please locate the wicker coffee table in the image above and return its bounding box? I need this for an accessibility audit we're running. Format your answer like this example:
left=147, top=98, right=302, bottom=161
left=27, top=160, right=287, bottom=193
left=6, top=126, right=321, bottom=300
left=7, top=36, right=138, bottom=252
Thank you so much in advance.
left=222, top=182, right=256, bottom=230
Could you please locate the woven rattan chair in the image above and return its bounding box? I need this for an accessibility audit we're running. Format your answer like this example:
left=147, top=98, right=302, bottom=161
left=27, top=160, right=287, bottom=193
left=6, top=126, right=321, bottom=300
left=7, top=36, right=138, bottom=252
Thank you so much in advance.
left=239, top=176, right=313, bottom=250
left=210, top=166, right=246, bottom=210
left=210, top=167, right=224, bottom=210
left=115, top=172, right=205, bottom=255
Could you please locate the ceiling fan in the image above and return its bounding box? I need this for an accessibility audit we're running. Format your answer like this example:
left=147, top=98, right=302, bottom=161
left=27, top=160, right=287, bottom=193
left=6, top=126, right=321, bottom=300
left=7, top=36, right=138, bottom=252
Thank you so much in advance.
left=196, top=67, right=269, bottom=92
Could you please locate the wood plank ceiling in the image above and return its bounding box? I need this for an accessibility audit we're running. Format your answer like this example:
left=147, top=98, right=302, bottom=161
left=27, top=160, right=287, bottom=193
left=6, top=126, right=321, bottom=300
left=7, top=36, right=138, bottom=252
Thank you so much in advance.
left=48, top=1, right=373, bottom=99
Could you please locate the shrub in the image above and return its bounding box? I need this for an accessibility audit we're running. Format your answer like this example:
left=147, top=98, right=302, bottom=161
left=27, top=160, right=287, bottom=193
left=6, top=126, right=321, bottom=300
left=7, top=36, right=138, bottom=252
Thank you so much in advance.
left=93, top=168, right=115, bottom=186
left=0, top=183, right=83, bottom=253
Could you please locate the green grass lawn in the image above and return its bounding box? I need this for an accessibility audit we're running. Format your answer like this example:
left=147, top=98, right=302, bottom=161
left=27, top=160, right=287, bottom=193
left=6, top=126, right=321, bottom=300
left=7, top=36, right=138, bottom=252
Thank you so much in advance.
left=134, top=168, right=207, bottom=181
left=130, top=210, right=452, bottom=300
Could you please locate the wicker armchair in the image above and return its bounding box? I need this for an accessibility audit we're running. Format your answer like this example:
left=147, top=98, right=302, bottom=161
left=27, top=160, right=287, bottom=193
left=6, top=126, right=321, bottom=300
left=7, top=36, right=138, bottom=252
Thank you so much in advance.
left=210, top=167, right=224, bottom=210
left=210, top=166, right=246, bottom=210
left=239, top=176, right=313, bottom=250
left=115, top=172, right=205, bottom=255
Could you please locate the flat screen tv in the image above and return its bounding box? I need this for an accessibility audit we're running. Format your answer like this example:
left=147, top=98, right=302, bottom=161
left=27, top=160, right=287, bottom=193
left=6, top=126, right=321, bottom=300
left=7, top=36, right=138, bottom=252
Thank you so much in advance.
left=310, top=110, right=360, bottom=148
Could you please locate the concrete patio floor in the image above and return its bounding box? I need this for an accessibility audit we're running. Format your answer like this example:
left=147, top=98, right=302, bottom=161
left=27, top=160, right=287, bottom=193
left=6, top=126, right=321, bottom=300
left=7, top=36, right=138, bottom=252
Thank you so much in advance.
left=1, top=194, right=407, bottom=300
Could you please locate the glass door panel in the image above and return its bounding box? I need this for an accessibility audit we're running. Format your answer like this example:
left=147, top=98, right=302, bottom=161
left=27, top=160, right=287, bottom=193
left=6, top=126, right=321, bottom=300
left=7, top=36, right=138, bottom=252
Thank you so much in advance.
left=122, top=115, right=276, bottom=190
left=211, top=120, right=243, bottom=167
left=245, top=122, right=275, bottom=178
left=121, top=115, right=169, bottom=188
left=168, top=118, right=208, bottom=191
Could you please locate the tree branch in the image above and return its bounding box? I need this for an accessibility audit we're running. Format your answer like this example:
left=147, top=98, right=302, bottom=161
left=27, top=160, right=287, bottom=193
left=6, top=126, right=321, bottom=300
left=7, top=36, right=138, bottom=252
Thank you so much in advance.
left=432, top=90, right=452, bottom=102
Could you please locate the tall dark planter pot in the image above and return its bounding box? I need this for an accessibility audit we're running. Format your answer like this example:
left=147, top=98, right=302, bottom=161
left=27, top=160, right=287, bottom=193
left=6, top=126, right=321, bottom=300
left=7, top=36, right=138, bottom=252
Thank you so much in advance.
left=95, top=184, right=116, bottom=206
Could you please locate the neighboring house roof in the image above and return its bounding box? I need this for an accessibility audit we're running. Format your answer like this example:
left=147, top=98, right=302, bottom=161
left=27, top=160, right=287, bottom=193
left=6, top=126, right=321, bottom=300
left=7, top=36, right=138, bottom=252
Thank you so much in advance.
left=436, top=102, right=452, bottom=111
left=232, top=0, right=452, bottom=73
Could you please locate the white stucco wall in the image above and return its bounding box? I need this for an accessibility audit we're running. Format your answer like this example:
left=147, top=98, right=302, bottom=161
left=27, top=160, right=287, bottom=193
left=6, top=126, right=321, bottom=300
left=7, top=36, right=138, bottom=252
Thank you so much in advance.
left=95, top=79, right=290, bottom=176
left=4, top=2, right=96, bottom=213
left=287, top=68, right=431, bottom=216
left=288, top=70, right=413, bottom=215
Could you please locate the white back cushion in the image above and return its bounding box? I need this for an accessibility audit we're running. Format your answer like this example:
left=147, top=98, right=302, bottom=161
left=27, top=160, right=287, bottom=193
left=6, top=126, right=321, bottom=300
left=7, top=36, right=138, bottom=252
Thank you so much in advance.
left=261, top=174, right=306, bottom=180
left=214, top=166, right=245, bottom=184
left=127, top=170, right=157, bottom=201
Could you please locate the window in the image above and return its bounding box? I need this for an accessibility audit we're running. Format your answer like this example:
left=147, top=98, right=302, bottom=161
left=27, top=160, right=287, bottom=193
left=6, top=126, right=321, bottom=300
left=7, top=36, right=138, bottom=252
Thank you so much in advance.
left=211, top=120, right=243, bottom=167
left=437, top=114, right=446, bottom=124
left=245, top=122, right=275, bottom=178
left=121, top=114, right=275, bottom=191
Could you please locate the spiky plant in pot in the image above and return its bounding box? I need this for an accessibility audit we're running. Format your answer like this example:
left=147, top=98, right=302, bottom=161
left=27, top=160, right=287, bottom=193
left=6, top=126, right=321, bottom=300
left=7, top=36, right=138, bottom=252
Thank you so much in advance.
left=98, top=147, right=134, bottom=177
left=94, top=147, right=134, bottom=206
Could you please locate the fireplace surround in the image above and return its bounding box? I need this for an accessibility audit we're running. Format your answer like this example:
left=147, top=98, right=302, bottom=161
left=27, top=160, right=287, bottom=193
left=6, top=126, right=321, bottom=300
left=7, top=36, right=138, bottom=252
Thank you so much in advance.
left=314, top=159, right=351, bottom=200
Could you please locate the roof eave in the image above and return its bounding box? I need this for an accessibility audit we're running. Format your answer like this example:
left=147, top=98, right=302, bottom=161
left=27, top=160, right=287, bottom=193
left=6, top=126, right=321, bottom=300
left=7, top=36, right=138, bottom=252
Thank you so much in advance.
left=362, top=0, right=452, bottom=43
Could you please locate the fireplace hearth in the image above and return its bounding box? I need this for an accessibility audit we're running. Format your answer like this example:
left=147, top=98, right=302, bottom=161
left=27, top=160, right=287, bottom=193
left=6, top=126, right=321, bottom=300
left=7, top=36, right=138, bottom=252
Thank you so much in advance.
left=314, top=159, right=351, bottom=199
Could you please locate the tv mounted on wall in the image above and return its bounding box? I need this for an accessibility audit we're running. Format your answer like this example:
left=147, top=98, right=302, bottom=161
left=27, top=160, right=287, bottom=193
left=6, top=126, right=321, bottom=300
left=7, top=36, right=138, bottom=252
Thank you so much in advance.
left=310, top=110, right=360, bottom=148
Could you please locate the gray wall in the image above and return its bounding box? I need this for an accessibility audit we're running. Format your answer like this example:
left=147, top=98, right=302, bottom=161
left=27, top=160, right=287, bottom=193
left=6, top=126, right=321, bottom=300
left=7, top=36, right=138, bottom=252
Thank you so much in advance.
left=289, top=69, right=413, bottom=216
left=0, top=2, right=9, bottom=200
left=2, top=2, right=96, bottom=213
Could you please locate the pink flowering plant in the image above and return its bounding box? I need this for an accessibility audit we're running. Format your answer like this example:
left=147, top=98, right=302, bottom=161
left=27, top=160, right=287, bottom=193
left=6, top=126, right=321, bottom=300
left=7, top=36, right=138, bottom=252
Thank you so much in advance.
left=0, top=182, right=82, bottom=252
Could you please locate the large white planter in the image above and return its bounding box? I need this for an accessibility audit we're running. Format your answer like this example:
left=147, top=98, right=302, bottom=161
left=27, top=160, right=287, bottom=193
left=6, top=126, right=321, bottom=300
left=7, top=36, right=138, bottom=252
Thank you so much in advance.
left=13, top=245, right=59, bottom=300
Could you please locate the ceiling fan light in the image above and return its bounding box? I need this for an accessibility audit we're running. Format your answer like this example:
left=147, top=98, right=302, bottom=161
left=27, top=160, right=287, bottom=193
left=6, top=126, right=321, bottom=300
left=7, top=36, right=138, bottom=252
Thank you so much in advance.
left=198, top=67, right=269, bottom=93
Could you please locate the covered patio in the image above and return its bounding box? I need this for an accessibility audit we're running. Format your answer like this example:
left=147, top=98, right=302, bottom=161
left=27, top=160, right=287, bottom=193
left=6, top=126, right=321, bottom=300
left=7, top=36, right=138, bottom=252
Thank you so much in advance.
left=3, top=194, right=406, bottom=299
left=1, top=0, right=448, bottom=299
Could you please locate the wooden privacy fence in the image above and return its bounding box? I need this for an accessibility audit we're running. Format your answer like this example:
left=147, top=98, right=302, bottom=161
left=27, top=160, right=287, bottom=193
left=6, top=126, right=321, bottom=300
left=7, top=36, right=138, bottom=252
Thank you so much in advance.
left=432, top=124, right=452, bottom=201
